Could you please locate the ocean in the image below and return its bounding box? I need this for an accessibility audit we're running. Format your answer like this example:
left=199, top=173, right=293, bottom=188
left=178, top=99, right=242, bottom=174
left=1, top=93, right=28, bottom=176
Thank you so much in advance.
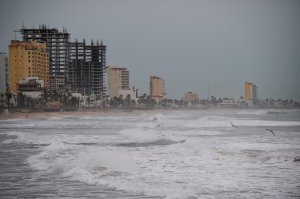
left=0, top=109, right=299, bottom=199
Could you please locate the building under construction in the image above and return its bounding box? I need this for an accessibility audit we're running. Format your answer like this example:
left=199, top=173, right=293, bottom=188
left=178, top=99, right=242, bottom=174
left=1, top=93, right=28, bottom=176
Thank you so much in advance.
left=17, top=25, right=70, bottom=92
left=69, top=39, right=106, bottom=97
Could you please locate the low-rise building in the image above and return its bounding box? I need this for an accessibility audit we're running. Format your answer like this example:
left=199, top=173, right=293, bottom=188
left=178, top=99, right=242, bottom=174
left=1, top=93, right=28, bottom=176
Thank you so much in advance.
left=183, top=92, right=199, bottom=104
left=118, top=87, right=138, bottom=102
left=218, top=98, right=241, bottom=107
left=17, top=77, right=44, bottom=100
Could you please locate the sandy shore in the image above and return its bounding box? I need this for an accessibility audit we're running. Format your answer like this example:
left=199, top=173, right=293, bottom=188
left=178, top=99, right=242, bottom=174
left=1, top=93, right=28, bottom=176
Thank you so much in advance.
left=0, top=109, right=168, bottom=121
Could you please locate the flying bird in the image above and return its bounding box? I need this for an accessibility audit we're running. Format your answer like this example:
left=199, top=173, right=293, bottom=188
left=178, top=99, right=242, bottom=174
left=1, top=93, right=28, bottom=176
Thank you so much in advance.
left=229, top=121, right=238, bottom=128
left=265, top=128, right=275, bottom=136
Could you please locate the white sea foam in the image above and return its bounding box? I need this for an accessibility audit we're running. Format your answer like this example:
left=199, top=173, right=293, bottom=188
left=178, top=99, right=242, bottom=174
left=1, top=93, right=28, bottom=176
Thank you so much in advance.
left=183, top=116, right=300, bottom=128
left=1, top=131, right=42, bottom=144
left=48, top=116, right=64, bottom=121
left=76, top=148, right=139, bottom=173
left=236, top=109, right=298, bottom=116
left=18, top=109, right=300, bottom=198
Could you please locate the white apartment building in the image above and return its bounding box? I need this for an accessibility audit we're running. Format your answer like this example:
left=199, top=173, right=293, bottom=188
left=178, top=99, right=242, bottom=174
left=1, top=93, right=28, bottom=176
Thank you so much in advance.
left=107, top=65, right=130, bottom=98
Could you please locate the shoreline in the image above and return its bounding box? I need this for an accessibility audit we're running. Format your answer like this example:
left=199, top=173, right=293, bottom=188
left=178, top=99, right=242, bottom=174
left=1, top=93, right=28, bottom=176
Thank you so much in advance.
left=0, top=109, right=170, bottom=121
left=0, top=107, right=299, bottom=121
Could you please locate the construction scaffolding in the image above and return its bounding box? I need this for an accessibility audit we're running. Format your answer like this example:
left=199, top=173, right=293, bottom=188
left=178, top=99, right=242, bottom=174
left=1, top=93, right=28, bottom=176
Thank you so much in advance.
left=69, top=39, right=106, bottom=97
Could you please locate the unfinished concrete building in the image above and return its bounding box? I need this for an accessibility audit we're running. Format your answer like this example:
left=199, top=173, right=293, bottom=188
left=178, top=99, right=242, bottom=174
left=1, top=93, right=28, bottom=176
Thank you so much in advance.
left=69, top=39, right=106, bottom=97
left=17, top=25, right=70, bottom=92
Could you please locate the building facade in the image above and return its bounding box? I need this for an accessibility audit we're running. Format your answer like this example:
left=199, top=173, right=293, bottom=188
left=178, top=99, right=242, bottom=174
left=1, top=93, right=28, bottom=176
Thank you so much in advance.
left=69, top=39, right=106, bottom=97
left=18, top=25, right=70, bottom=92
left=245, top=81, right=258, bottom=102
left=252, top=84, right=258, bottom=101
left=107, top=65, right=129, bottom=98
left=150, top=76, right=165, bottom=99
left=0, top=52, right=9, bottom=93
left=18, top=77, right=44, bottom=92
left=17, top=77, right=44, bottom=100
left=245, top=81, right=252, bottom=101
left=9, top=40, right=49, bottom=93
left=118, top=87, right=138, bottom=102
left=183, top=92, right=199, bottom=103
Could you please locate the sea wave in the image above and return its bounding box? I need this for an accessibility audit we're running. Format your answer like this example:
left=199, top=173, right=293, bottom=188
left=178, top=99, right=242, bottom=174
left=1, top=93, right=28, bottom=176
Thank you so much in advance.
left=6, top=109, right=300, bottom=199
left=236, top=109, right=299, bottom=116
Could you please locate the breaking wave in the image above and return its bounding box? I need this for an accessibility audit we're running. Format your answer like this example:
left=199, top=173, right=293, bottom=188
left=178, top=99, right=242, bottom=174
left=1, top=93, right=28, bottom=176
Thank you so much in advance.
left=2, top=109, right=298, bottom=199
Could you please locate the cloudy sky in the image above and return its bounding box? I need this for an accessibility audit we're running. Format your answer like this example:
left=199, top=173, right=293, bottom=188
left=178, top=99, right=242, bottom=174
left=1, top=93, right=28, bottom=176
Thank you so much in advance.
left=1, top=0, right=299, bottom=99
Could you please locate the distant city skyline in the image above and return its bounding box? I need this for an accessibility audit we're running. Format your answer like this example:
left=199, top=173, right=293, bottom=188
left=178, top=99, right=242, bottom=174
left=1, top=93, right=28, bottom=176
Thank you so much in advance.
left=1, top=0, right=299, bottom=100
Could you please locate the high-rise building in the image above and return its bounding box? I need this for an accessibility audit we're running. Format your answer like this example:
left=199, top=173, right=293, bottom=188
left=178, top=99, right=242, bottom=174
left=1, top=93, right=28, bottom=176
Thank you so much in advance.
left=69, top=39, right=106, bottom=97
left=150, top=76, right=165, bottom=99
left=18, top=25, right=70, bottom=92
left=107, top=65, right=129, bottom=98
left=245, top=81, right=258, bottom=101
left=0, top=52, right=9, bottom=93
left=9, top=40, right=49, bottom=93
left=245, top=81, right=252, bottom=101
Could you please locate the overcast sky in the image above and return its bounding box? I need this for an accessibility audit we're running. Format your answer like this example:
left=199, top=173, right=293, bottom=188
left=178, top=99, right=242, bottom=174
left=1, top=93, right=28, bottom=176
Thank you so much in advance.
left=1, top=0, right=299, bottom=99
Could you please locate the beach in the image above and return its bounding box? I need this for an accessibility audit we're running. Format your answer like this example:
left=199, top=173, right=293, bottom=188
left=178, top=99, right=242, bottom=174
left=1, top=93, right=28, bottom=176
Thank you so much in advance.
left=0, top=108, right=167, bottom=121
left=0, top=110, right=108, bottom=120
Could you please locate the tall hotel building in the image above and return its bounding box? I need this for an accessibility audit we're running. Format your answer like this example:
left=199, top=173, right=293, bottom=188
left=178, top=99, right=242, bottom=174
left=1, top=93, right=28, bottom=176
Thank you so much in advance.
left=0, top=52, right=9, bottom=93
left=245, top=81, right=258, bottom=101
left=18, top=25, right=70, bottom=92
left=69, top=39, right=106, bottom=97
left=150, top=76, right=165, bottom=99
left=107, top=65, right=129, bottom=98
left=9, top=40, right=49, bottom=92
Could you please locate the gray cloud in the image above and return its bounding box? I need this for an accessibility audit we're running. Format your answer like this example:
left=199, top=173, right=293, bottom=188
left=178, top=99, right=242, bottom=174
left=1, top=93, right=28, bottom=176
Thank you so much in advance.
left=1, top=0, right=299, bottom=99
